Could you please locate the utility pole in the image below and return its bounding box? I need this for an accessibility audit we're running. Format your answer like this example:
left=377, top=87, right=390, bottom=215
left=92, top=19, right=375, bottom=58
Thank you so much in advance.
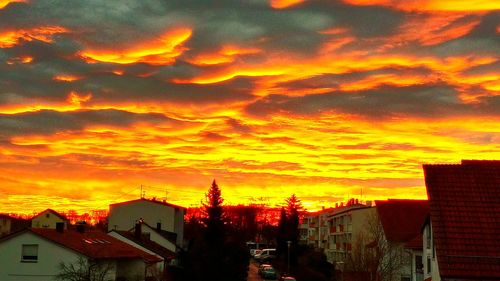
left=287, top=240, right=291, bottom=274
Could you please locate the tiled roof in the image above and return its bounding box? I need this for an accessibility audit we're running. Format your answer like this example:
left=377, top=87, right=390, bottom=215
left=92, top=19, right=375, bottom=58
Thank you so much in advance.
left=423, top=160, right=500, bottom=280
left=30, top=228, right=161, bottom=263
left=112, top=230, right=175, bottom=260
left=375, top=199, right=429, bottom=244
left=109, top=198, right=186, bottom=210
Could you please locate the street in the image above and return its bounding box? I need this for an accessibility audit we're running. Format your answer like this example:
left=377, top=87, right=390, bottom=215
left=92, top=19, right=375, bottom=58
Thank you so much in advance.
left=247, top=260, right=261, bottom=281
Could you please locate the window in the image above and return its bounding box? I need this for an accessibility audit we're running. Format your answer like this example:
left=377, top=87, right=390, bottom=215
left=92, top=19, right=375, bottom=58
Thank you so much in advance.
left=416, top=255, right=423, bottom=273
left=21, top=244, right=38, bottom=262
left=46, top=213, right=50, bottom=218
left=401, top=277, right=411, bottom=281
left=427, top=257, right=431, bottom=274
left=426, top=225, right=431, bottom=249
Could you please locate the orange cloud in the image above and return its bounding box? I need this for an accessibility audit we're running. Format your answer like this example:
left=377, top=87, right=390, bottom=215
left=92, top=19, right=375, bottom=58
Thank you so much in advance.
left=0, top=26, right=68, bottom=48
left=270, top=0, right=305, bottom=9
left=80, top=27, right=192, bottom=65
left=342, top=0, right=500, bottom=12
left=187, top=45, right=261, bottom=66
left=0, top=0, right=26, bottom=9
left=53, top=74, right=83, bottom=82
left=6, top=55, right=33, bottom=64
left=67, top=91, right=92, bottom=107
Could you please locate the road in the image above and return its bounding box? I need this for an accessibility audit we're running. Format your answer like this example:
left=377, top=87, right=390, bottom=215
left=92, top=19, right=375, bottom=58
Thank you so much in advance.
left=247, top=260, right=261, bottom=281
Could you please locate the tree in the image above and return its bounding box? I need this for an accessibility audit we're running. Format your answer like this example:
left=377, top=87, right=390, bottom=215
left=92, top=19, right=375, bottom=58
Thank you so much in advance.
left=344, top=211, right=407, bottom=281
left=179, top=179, right=249, bottom=281
left=202, top=179, right=225, bottom=243
left=56, top=256, right=113, bottom=281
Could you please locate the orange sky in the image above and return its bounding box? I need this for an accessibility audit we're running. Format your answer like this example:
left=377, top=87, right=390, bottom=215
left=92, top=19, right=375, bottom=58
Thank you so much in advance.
left=0, top=0, right=499, bottom=214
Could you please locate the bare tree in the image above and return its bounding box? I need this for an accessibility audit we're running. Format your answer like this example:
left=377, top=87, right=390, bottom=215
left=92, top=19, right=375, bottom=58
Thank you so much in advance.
left=344, top=211, right=406, bottom=281
left=56, top=256, right=113, bottom=281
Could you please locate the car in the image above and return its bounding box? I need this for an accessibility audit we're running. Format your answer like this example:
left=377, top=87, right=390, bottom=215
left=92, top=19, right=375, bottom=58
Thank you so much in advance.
left=258, top=264, right=272, bottom=275
left=254, top=248, right=276, bottom=261
left=261, top=267, right=277, bottom=280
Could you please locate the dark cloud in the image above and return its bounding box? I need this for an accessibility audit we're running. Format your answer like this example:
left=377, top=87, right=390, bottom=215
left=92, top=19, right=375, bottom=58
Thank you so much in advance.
left=246, top=84, right=497, bottom=119
left=0, top=109, right=182, bottom=138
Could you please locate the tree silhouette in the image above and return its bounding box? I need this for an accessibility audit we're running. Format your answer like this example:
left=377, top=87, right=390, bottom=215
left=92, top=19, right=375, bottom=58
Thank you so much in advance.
left=202, top=179, right=225, bottom=243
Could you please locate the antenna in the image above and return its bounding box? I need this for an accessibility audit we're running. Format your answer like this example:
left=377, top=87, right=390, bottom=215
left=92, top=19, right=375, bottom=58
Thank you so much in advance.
left=165, top=188, right=168, bottom=201
left=140, top=185, right=143, bottom=199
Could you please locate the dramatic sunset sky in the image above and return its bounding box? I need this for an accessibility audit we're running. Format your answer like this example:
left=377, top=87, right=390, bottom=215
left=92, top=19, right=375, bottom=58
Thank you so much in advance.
left=0, top=0, right=499, bottom=214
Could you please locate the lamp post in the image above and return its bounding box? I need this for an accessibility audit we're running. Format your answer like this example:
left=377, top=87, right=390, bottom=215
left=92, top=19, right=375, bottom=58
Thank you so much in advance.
left=287, top=240, right=291, bottom=274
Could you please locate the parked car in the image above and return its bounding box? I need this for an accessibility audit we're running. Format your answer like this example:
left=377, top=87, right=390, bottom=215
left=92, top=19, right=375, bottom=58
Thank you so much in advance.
left=258, top=264, right=272, bottom=275
left=261, top=267, right=277, bottom=280
left=254, top=248, right=277, bottom=261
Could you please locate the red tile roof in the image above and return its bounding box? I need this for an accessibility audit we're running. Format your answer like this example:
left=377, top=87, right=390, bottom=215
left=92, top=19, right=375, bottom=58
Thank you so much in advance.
left=423, top=160, right=500, bottom=280
left=375, top=199, right=429, bottom=244
left=30, top=228, right=161, bottom=263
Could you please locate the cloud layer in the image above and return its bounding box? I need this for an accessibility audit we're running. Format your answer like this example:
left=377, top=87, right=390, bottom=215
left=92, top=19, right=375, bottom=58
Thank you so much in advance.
left=0, top=0, right=499, bottom=213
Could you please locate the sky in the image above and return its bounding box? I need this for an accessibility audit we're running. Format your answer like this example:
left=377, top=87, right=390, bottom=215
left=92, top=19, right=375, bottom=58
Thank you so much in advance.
left=0, top=0, right=499, bottom=214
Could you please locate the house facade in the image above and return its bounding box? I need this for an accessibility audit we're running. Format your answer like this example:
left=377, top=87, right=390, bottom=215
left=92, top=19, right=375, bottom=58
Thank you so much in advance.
left=108, top=198, right=185, bottom=246
left=0, top=228, right=160, bottom=281
left=31, top=209, right=68, bottom=230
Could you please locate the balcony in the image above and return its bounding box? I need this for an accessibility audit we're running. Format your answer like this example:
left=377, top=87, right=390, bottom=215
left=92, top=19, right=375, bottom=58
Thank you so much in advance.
left=330, top=226, right=336, bottom=233
left=309, top=236, right=316, bottom=241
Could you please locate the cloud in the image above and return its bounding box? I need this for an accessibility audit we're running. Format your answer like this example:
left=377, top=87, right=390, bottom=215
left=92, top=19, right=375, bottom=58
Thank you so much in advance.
left=0, top=109, right=182, bottom=138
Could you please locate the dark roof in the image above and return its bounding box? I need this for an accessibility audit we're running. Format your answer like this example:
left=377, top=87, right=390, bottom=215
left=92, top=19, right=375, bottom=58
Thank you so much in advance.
left=375, top=199, right=429, bottom=244
left=130, top=222, right=178, bottom=245
left=112, top=230, right=175, bottom=260
left=109, top=198, right=186, bottom=210
left=32, top=208, right=68, bottom=221
left=29, top=228, right=161, bottom=263
left=423, top=160, right=500, bottom=280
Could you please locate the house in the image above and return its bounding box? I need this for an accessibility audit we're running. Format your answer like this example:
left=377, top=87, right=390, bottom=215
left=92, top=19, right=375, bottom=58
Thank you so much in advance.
left=0, top=214, right=30, bottom=237
left=31, top=209, right=69, bottom=230
left=108, top=198, right=185, bottom=246
left=324, top=199, right=375, bottom=265
left=0, top=227, right=161, bottom=281
left=299, top=208, right=335, bottom=249
left=422, top=160, right=500, bottom=281
left=375, top=199, right=429, bottom=281
left=108, top=222, right=176, bottom=273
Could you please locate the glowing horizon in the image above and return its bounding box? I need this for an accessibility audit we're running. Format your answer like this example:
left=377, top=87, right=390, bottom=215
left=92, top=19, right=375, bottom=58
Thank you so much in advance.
left=0, top=0, right=499, bottom=215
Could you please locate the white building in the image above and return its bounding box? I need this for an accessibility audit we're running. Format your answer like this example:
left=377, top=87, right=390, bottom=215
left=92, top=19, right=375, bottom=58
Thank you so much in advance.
left=108, top=198, right=185, bottom=246
left=0, top=228, right=161, bottom=281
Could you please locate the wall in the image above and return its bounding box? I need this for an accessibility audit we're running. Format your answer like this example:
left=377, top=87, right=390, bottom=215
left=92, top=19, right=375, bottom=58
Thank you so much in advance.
left=422, top=222, right=440, bottom=281
left=0, top=217, right=12, bottom=236
left=31, top=211, right=66, bottom=229
left=0, top=231, right=83, bottom=281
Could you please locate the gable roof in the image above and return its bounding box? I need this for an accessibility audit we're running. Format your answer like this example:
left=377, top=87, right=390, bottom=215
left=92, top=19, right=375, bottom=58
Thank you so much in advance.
left=111, top=230, right=175, bottom=260
left=28, top=228, right=161, bottom=263
left=32, top=208, right=68, bottom=221
left=423, top=160, right=500, bottom=280
left=375, top=199, right=429, bottom=244
left=109, top=198, right=186, bottom=210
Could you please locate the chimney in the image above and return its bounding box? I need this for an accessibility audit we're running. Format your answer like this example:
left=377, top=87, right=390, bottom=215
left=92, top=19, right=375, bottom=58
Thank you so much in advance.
left=76, top=223, right=85, bottom=233
left=56, top=222, right=64, bottom=233
left=156, top=222, right=161, bottom=231
left=134, top=222, right=141, bottom=239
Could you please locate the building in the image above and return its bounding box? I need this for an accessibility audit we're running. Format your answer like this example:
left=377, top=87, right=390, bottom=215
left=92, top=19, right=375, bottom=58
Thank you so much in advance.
left=0, top=227, right=161, bottom=281
left=423, top=160, right=500, bottom=281
left=108, top=198, right=185, bottom=246
left=325, top=199, right=375, bottom=264
left=109, top=224, right=176, bottom=274
left=31, top=209, right=69, bottom=230
left=300, top=207, right=335, bottom=249
left=0, top=214, right=29, bottom=237
left=375, top=199, right=429, bottom=281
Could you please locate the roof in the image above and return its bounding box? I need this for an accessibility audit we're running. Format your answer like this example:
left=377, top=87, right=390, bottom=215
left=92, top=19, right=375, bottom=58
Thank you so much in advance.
left=109, top=198, right=186, bottom=210
left=28, top=228, right=161, bottom=263
left=111, top=230, right=175, bottom=260
left=375, top=199, right=429, bottom=244
left=32, top=208, right=68, bottom=221
left=423, top=160, right=500, bottom=280
left=130, top=222, right=178, bottom=245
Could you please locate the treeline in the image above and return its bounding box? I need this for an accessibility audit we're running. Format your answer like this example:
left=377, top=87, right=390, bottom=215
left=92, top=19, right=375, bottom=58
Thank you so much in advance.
left=169, top=180, right=335, bottom=281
